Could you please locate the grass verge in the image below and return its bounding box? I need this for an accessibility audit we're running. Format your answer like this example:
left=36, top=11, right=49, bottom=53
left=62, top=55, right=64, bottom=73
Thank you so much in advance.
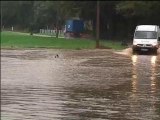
left=1, top=31, right=127, bottom=50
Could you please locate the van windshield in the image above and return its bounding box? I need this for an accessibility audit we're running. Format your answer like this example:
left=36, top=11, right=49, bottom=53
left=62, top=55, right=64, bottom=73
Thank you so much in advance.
left=134, top=31, right=157, bottom=39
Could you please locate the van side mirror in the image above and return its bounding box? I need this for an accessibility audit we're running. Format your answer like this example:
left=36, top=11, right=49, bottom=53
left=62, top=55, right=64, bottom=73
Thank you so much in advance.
left=159, top=37, right=160, bottom=41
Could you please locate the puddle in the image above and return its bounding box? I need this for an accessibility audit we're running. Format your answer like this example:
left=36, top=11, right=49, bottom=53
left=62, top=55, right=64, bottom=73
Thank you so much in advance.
left=1, top=49, right=160, bottom=120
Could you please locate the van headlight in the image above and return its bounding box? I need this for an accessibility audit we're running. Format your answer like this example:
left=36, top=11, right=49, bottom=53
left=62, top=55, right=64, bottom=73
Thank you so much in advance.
left=153, top=42, right=158, bottom=46
left=133, top=41, right=137, bottom=45
left=153, top=44, right=157, bottom=46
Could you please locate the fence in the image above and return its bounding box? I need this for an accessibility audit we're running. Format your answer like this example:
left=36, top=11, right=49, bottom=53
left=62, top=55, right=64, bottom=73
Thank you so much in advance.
left=39, top=29, right=64, bottom=37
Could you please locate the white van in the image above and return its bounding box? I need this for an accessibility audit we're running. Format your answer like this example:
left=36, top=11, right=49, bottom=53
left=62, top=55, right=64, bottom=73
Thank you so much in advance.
left=132, top=25, right=160, bottom=54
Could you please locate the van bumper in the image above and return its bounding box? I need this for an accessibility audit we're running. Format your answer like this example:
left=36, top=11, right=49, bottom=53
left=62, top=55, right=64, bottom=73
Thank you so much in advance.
left=132, top=44, right=159, bottom=50
left=132, top=44, right=159, bottom=49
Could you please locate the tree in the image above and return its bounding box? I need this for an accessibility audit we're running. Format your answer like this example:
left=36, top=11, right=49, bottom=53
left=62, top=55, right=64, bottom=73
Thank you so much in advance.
left=116, top=1, right=160, bottom=39
left=2, top=1, right=160, bottom=40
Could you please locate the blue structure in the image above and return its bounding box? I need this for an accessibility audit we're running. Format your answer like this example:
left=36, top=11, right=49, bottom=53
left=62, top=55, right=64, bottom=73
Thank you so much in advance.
left=66, top=19, right=84, bottom=33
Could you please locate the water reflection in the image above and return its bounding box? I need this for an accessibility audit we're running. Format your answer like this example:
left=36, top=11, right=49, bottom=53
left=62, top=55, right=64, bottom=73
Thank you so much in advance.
left=131, top=55, right=138, bottom=93
left=131, top=55, right=157, bottom=93
left=131, top=55, right=159, bottom=119
left=131, top=55, right=137, bottom=66
left=151, top=56, right=157, bottom=65
left=151, top=56, right=157, bottom=93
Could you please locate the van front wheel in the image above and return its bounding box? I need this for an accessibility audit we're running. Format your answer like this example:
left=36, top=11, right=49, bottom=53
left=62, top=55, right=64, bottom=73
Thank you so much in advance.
left=152, top=49, right=157, bottom=55
left=132, top=48, right=138, bottom=55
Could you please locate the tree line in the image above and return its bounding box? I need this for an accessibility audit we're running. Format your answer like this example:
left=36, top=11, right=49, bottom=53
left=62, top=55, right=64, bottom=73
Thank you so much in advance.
left=1, top=1, right=160, bottom=40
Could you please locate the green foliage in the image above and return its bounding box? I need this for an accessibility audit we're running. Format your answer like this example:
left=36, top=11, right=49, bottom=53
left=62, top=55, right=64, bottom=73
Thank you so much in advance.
left=1, top=1, right=160, bottom=40
left=1, top=1, right=34, bottom=28
left=116, top=1, right=160, bottom=18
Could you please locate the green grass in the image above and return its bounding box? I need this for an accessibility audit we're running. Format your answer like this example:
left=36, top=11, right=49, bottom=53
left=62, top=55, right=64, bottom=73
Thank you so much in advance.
left=1, top=31, right=126, bottom=50
left=101, top=40, right=126, bottom=50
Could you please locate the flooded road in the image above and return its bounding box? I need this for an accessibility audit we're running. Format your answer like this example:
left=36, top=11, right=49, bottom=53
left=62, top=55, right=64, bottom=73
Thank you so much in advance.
left=1, top=49, right=160, bottom=120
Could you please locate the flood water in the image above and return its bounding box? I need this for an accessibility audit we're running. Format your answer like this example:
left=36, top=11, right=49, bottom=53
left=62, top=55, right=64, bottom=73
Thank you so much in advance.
left=1, top=49, right=160, bottom=120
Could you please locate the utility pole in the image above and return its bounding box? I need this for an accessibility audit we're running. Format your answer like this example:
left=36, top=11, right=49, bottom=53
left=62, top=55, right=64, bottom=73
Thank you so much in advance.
left=96, top=1, right=100, bottom=48
left=1, top=1, right=2, bottom=32
left=56, top=7, right=59, bottom=38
